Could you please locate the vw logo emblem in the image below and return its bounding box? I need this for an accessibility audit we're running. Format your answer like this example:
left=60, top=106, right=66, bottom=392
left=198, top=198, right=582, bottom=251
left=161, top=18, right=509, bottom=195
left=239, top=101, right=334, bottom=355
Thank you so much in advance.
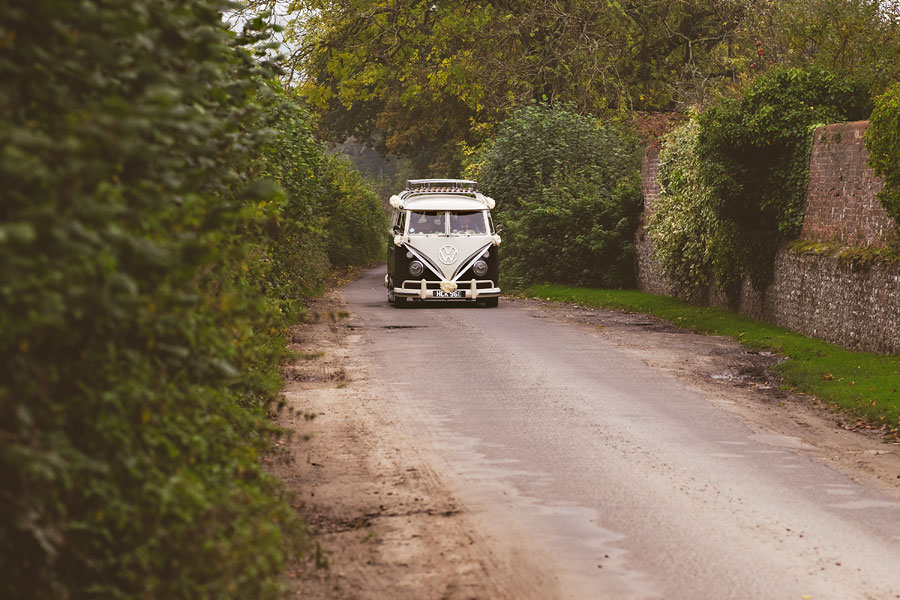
left=438, top=245, right=458, bottom=265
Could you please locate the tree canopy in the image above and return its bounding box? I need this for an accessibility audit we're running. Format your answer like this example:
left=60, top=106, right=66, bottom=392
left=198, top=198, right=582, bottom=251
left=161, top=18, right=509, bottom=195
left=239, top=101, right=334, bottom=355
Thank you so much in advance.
left=271, top=0, right=900, bottom=172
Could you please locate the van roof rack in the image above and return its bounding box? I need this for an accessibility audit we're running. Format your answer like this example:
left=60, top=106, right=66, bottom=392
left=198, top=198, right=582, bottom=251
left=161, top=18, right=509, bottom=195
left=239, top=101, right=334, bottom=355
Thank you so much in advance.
left=405, top=179, right=478, bottom=192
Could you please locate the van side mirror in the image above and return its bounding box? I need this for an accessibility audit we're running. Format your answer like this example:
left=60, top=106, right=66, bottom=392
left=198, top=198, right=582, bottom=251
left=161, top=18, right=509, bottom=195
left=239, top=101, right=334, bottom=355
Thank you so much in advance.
left=494, top=224, right=504, bottom=234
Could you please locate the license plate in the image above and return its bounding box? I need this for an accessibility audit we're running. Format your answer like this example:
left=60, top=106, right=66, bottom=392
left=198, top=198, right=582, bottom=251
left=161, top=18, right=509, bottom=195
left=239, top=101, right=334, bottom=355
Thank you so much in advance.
left=433, top=290, right=463, bottom=298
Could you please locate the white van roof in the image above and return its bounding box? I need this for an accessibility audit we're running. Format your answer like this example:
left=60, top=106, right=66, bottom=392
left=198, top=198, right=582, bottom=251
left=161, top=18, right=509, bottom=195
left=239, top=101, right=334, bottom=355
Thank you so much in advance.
left=391, top=179, right=495, bottom=210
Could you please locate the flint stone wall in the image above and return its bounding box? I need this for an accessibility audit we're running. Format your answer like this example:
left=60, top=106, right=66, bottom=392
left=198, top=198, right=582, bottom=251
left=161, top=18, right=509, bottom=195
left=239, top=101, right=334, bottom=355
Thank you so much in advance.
left=635, top=121, right=900, bottom=355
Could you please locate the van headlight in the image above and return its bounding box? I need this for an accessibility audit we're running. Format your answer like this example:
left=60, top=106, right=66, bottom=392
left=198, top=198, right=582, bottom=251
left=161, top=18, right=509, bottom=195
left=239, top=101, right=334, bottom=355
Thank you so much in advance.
left=472, top=260, right=488, bottom=277
left=409, top=260, right=424, bottom=277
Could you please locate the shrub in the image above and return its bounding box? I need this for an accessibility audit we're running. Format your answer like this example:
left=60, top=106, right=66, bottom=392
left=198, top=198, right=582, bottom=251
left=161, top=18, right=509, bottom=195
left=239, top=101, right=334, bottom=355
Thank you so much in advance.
left=648, top=116, right=741, bottom=299
left=499, top=176, right=642, bottom=288
left=253, top=85, right=388, bottom=307
left=473, top=104, right=643, bottom=288
left=255, top=87, right=332, bottom=305
left=866, top=82, right=900, bottom=229
left=319, top=154, right=388, bottom=269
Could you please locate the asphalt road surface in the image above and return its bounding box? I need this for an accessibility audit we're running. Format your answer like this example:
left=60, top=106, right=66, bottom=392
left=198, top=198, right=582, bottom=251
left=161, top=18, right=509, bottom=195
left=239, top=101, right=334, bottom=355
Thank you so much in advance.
left=343, top=268, right=900, bottom=600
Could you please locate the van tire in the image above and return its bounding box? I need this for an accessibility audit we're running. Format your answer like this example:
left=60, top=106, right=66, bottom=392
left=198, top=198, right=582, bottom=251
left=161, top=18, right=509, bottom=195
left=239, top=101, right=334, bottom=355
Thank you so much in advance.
left=482, top=297, right=499, bottom=308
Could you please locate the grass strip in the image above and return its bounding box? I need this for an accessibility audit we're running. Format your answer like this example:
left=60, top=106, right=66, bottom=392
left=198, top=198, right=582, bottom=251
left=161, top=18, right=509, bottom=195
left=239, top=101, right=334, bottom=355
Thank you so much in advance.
left=525, top=284, right=900, bottom=430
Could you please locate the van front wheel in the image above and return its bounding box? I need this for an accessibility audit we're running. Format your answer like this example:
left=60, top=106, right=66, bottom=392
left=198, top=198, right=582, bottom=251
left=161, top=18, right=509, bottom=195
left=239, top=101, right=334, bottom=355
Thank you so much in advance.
left=482, top=297, right=498, bottom=308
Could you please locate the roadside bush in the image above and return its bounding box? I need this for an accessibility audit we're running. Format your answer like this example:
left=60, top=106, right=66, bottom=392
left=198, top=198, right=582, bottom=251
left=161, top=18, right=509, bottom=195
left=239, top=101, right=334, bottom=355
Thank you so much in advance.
left=648, top=116, right=741, bottom=299
left=865, top=82, right=900, bottom=230
left=0, top=1, right=370, bottom=598
left=254, top=85, right=388, bottom=306
left=319, top=153, right=388, bottom=269
left=255, top=88, right=332, bottom=306
left=473, top=104, right=643, bottom=288
left=500, top=176, right=642, bottom=288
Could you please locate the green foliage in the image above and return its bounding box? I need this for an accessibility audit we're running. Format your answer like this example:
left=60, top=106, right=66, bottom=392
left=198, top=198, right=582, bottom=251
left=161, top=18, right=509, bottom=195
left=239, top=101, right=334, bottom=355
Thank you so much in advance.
left=526, top=285, right=900, bottom=429
left=473, top=104, right=642, bottom=288
left=255, top=89, right=333, bottom=304
left=0, top=1, right=384, bottom=598
left=318, top=154, right=388, bottom=269
left=253, top=85, right=386, bottom=304
left=287, top=0, right=498, bottom=174
left=865, top=82, right=900, bottom=227
left=743, top=0, right=900, bottom=98
left=648, top=117, right=741, bottom=299
left=650, top=67, right=868, bottom=298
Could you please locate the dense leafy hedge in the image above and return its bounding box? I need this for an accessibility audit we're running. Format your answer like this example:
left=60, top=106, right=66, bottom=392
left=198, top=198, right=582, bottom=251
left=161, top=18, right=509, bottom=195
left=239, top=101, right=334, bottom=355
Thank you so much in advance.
left=0, top=2, right=384, bottom=598
left=650, top=67, right=869, bottom=299
left=318, top=153, right=388, bottom=269
left=254, top=88, right=386, bottom=306
left=866, top=82, right=900, bottom=229
left=471, top=104, right=643, bottom=288
left=254, top=90, right=333, bottom=306
left=649, top=117, right=739, bottom=300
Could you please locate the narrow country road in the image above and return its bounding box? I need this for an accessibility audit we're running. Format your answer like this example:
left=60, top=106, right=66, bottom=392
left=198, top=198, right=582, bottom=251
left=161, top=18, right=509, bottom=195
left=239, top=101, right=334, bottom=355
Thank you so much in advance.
left=331, top=267, right=900, bottom=600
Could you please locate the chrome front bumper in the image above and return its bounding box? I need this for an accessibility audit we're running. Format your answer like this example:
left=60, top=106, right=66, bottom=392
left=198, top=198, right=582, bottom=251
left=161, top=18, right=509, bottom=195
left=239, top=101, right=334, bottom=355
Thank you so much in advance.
left=390, top=278, right=500, bottom=300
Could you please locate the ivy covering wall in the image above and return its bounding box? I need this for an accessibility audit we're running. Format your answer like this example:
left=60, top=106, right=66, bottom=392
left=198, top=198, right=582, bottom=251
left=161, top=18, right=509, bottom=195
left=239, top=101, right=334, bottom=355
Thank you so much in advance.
left=866, top=82, right=900, bottom=227
left=648, top=67, right=870, bottom=301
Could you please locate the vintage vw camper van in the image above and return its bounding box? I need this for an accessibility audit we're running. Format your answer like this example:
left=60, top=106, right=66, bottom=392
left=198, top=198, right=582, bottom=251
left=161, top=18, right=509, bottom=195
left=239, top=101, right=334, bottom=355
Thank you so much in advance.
left=385, top=179, right=501, bottom=307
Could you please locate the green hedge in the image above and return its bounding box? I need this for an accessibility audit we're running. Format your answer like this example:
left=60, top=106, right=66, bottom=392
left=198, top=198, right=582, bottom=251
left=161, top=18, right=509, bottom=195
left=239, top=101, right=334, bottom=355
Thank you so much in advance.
left=254, top=87, right=386, bottom=305
left=0, top=1, right=384, bottom=598
left=649, top=115, right=739, bottom=300
left=319, top=153, right=388, bottom=269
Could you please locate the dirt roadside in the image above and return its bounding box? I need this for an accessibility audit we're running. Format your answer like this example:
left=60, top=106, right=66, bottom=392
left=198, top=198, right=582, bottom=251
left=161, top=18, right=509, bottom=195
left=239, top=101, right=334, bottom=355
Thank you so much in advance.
left=264, top=290, right=900, bottom=599
left=265, top=291, right=561, bottom=600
